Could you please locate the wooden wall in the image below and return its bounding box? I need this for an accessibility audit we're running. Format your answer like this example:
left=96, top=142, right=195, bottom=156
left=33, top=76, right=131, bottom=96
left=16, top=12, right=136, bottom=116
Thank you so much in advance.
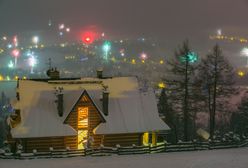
left=22, top=136, right=77, bottom=153
left=102, top=133, right=143, bottom=147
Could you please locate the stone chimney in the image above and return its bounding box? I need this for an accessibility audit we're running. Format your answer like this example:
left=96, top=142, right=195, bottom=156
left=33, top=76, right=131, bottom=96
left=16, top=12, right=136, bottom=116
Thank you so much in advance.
left=55, top=87, right=64, bottom=117
left=102, top=91, right=109, bottom=116
left=96, top=69, right=103, bottom=79
left=47, top=68, right=60, bottom=79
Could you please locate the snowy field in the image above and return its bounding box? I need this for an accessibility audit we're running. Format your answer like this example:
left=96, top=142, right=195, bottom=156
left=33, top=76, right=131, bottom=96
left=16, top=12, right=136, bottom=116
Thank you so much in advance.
left=1, top=148, right=248, bottom=168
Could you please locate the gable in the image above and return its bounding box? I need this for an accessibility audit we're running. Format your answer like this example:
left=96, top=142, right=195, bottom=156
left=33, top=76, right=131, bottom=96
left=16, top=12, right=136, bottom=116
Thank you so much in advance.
left=64, top=91, right=105, bottom=131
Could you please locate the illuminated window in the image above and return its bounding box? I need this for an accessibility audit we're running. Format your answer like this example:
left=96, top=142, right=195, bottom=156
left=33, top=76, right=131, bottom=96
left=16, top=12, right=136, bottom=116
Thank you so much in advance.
left=143, top=132, right=149, bottom=146
left=78, top=130, right=88, bottom=149
left=78, top=107, right=88, bottom=129
left=77, top=107, right=89, bottom=149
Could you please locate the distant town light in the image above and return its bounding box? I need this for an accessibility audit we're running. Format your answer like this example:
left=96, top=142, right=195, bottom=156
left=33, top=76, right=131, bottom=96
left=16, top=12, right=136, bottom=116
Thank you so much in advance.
left=7, top=44, right=12, bottom=49
left=32, top=36, right=39, bottom=44
left=158, top=82, right=166, bottom=89
left=238, top=71, right=245, bottom=77
left=241, top=47, right=248, bottom=57
left=131, top=59, right=136, bottom=64
left=59, top=24, right=65, bottom=30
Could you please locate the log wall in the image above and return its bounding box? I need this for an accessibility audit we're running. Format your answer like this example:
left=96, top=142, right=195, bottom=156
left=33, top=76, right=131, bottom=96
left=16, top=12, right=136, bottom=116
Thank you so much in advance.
left=22, top=136, right=77, bottom=153
left=102, top=133, right=143, bottom=147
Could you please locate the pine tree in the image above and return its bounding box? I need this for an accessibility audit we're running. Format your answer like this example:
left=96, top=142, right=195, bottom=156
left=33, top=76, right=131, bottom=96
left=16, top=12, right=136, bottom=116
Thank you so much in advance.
left=165, top=40, right=198, bottom=141
left=197, top=44, right=236, bottom=138
left=158, top=88, right=179, bottom=142
left=230, top=95, right=248, bottom=135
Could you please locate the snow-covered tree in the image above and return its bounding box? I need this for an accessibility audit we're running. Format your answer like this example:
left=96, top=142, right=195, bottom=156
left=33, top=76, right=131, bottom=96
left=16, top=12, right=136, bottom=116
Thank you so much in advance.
left=197, top=44, right=236, bottom=138
left=158, top=88, right=179, bottom=143
left=230, top=95, right=248, bottom=135
left=165, top=40, right=198, bottom=141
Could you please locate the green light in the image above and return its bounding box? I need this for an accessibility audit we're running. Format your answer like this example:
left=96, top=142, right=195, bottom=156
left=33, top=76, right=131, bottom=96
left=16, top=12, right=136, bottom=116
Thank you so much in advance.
left=102, top=41, right=111, bottom=60
left=8, top=60, right=14, bottom=69
left=6, top=76, right=10, bottom=81
left=180, top=52, right=198, bottom=63
left=102, top=41, right=111, bottom=52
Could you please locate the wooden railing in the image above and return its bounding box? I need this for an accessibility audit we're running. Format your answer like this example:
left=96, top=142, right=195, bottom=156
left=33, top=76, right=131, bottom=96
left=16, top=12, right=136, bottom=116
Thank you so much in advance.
left=1, top=139, right=248, bottom=159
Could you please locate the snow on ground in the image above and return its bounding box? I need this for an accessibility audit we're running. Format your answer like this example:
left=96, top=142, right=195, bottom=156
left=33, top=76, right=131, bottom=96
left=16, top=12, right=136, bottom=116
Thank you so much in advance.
left=1, top=148, right=248, bottom=168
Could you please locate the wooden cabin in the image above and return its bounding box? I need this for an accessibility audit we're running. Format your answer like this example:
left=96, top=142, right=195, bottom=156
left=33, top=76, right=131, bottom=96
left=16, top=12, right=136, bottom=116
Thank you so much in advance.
left=8, top=72, right=169, bottom=152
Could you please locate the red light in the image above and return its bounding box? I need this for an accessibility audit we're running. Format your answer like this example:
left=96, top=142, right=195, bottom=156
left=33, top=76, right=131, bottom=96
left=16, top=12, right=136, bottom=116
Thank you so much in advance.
left=82, top=31, right=96, bottom=44
left=85, top=37, right=91, bottom=42
left=11, top=49, right=20, bottom=58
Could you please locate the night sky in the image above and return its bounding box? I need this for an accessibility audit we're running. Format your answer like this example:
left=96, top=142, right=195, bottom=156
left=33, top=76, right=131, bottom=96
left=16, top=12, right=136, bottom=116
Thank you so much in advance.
left=1, top=0, right=248, bottom=66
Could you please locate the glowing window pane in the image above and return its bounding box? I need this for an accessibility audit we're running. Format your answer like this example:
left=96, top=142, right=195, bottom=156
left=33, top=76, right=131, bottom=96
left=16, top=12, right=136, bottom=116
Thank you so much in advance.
left=78, top=107, right=88, bottom=129
left=78, top=107, right=89, bottom=149
left=143, top=132, right=149, bottom=146
left=78, top=130, right=88, bottom=149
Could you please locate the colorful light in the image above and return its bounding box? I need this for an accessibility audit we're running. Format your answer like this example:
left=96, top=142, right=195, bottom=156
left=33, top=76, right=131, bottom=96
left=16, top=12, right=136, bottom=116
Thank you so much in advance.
left=180, top=52, right=198, bottom=63
left=187, top=52, right=198, bottom=63
left=111, top=57, right=116, bottom=62
left=11, top=49, right=20, bottom=67
left=102, top=41, right=111, bottom=60
left=0, top=75, right=3, bottom=81
left=160, top=60, right=164, bottom=64
left=241, top=48, right=248, bottom=67
left=217, top=29, right=222, bottom=36
left=120, top=49, right=125, bottom=57
left=158, top=82, right=166, bottom=88
left=6, top=76, right=10, bottom=81
left=140, top=52, right=148, bottom=60
left=28, top=56, right=37, bottom=67
left=103, top=41, right=111, bottom=52
left=82, top=31, right=96, bottom=44
left=32, top=36, right=39, bottom=44
left=131, top=59, right=136, bottom=64
left=11, top=49, right=20, bottom=58
left=8, top=60, right=14, bottom=69
left=241, top=47, right=248, bottom=57
left=48, top=19, right=52, bottom=27
left=13, top=36, right=18, bottom=47
left=7, top=44, right=12, bottom=49
left=59, top=24, right=65, bottom=30
left=238, top=71, right=245, bottom=77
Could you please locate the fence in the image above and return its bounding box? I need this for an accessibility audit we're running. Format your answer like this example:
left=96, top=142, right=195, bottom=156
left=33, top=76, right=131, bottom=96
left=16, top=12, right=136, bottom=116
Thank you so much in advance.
left=1, top=139, right=248, bottom=159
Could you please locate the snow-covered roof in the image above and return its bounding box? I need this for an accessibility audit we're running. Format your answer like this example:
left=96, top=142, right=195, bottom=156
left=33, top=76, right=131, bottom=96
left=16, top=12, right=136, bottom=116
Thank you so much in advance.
left=11, top=77, right=169, bottom=138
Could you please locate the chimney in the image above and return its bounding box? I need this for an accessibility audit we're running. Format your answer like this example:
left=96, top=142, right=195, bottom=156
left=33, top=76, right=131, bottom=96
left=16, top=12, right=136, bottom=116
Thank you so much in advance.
left=55, top=87, right=64, bottom=117
left=102, top=91, right=109, bottom=116
left=96, top=69, right=103, bottom=79
left=57, top=93, right=63, bottom=117
left=47, top=68, right=60, bottom=79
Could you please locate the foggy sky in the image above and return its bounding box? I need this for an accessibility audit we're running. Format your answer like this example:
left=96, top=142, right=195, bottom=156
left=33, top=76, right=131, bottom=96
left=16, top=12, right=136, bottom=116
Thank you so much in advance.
left=0, top=0, right=248, bottom=66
